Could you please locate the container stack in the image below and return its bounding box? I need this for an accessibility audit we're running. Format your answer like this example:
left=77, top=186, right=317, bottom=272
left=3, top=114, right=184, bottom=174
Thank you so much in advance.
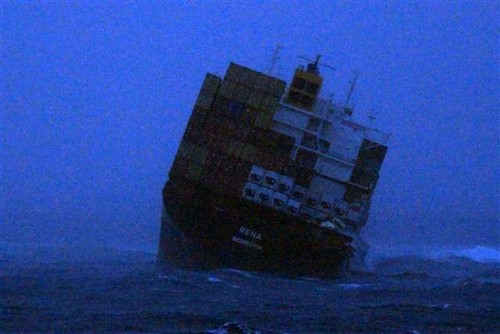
left=169, top=63, right=298, bottom=198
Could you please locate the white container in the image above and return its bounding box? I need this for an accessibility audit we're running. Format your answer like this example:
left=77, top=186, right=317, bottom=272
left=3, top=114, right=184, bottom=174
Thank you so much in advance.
left=285, top=199, right=301, bottom=215
left=290, top=184, right=307, bottom=202
left=305, top=192, right=321, bottom=209
left=263, top=170, right=280, bottom=190
left=249, top=165, right=266, bottom=184
left=277, top=175, right=294, bottom=194
left=271, top=192, right=288, bottom=210
left=299, top=206, right=316, bottom=220
left=242, top=182, right=259, bottom=201
left=319, top=193, right=336, bottom=213
left=256, top=187, right=273, bottom=206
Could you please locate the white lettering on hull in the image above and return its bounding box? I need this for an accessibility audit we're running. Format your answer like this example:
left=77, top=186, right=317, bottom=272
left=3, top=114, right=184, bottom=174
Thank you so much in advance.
left=238, top=227, right=262, bottom=241
left=232, top=226, right=263, bottom=250
left=231, top=236, right=262, bottom=250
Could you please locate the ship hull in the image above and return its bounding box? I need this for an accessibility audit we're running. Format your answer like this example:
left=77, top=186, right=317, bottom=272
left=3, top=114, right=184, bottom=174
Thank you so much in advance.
left=157, top=178, right=353, bottom=278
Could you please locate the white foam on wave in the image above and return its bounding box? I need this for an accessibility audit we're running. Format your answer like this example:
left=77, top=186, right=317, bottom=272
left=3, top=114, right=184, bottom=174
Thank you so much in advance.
left=337, top=283, right=371, bottom=290
left=208, top=275, right=240, bottom=288
left=226, top=268, right=253, bottom=278
left=208, top=276, right=224, bottom=283
left=368, top=244, right=500, bottom=264
left=433, top=246, right=500, bottom=263
left=299, top=276, right=322, bottom=282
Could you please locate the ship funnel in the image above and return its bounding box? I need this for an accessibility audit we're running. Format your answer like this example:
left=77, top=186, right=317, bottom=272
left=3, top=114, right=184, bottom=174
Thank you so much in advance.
left=285, top=57, right=324, bottom=111
left=306, top=55, right=321, bottom=75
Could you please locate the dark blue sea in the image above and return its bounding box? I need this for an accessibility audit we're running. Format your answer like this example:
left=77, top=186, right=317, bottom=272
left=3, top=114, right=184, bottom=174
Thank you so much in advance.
left=1, top=244, right=499, bottom=333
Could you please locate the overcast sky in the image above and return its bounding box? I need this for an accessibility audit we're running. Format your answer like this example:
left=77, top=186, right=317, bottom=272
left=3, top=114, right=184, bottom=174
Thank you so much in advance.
left=2, top=1, right=498, bottom=252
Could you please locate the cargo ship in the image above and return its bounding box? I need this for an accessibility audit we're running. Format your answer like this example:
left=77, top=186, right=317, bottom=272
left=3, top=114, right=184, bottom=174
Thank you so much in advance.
left=158, top=56, right=390, bottom=277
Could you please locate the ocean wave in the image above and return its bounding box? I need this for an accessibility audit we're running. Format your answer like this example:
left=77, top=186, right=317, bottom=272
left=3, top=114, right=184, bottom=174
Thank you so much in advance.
left=337, top=283, right=371, bottom=289
left=432, top=246, right=500, bottom=263
left=204, top=322, right=263, bottom=334
left=369, top=244, right=500, bottom=264
left=225, top=268, right=254, bottom=278
left=207, top=275, right=240, bottom=289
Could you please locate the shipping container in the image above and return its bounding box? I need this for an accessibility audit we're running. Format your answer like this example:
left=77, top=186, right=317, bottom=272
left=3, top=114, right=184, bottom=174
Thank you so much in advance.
left=226, top=140, right=245, bottom=157
left=256, top=186, right=273, bottom=207
left=188, top=107, right=208, bottom=129
left=284, top=163, right=314, bottom=187
left=195, top=89, right=216, bottom=110
left=263, top=170, right=281, bottom=191
left=201, top=73, right=222, bottom=92
left=169, top=157, right=191, bottom=180
left=253, top=111, right=274, bottom=129
left=241, top=107, right=259, bottom=125
left=177, top=141, right=195, bottom=160
left=285, top=198, right=301, bottom=215
left=242, top=182, right=259, bottom=201
left=192, top=146, right=209, bottom=165
left=249, top=165, right=266, bottom=184
left=277, top=175, right=294, bottom=194
left=186, top=161, right=203, bottom=181
left=240, top=144, right=257, bottom=162
left=271, top=192, right=288, bottom=211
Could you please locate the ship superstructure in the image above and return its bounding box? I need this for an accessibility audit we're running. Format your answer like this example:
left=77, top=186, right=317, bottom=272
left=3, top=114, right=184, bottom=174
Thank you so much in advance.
left=158, top=58, right=389, bottom=277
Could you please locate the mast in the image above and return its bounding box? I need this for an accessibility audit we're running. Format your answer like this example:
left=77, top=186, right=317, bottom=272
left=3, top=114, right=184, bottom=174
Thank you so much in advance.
left=345, top=71, right=359, bottom=107
left=268, top=43, right=284, bottom=75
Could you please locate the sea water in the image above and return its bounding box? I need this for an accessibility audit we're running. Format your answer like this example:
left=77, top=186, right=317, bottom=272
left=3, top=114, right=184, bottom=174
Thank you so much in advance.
left=1, top=244, right=499, bottom=333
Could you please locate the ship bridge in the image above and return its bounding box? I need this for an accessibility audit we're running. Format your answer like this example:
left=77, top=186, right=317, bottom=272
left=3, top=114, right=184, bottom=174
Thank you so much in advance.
left=271, top=90, right=389, bottom=230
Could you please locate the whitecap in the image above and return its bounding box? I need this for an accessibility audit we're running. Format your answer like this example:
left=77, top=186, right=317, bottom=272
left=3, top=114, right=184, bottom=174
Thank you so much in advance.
left=337, top=283, right=370, bottom=289
left=226, top=268, right=253, bottom=278
left=208, top=276, right=240, bottom=288
left=208, top=276, right=223, bottom=283
left=442, top=246, right=500, bottom=263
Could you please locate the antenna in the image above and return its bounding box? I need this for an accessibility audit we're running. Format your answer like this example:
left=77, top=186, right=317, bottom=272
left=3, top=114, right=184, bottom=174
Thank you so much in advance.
left=268, top=43, right=284, bottom=75
left=276, top=64, right=283, bottom=78
left=345, top=71, right=359, bottom=107
left=298, top=55, right=336, bottom=72
left=368, top=108, right=378, bottom=126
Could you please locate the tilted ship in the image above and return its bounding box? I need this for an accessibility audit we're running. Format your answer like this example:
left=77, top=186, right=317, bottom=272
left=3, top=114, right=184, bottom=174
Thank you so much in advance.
left=158, top=56, right=390, bottom=277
